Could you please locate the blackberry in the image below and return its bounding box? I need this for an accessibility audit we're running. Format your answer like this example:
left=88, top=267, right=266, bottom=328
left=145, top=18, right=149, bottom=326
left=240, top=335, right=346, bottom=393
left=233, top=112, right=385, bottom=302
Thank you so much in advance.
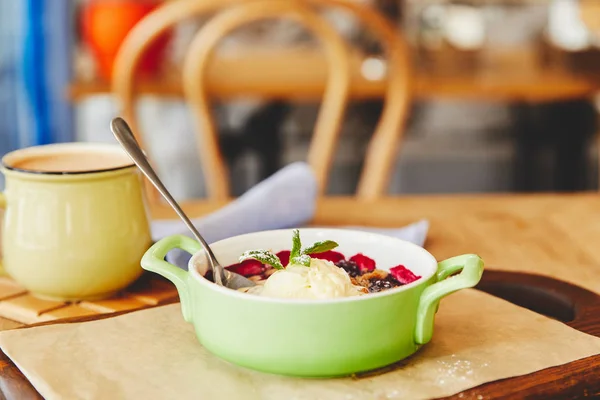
left=368, top=275, right=402, bottom=293
left=335, top=260, right=361, bottom=277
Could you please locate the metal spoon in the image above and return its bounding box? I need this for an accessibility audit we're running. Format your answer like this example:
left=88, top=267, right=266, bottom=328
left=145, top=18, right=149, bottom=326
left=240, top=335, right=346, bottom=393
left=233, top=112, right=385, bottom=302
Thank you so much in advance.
left=110, top=117, right=256, bottom=290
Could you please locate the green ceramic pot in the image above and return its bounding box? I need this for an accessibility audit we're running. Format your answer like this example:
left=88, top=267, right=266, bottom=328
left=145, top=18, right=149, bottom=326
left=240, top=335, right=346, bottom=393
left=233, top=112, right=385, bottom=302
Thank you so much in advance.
left=141, top=228, right=484, bottom=377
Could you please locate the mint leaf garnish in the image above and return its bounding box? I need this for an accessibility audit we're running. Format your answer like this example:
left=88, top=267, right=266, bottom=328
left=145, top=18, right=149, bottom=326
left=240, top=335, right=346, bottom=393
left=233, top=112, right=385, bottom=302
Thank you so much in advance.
left=291, top=254, right=311, bottom=267
left=239, top=250, right=283, bottom=270
left=238, top=230, right=338, bottom=271
left=290, top=229, right=302, bottom=260
left=302, top=240, right=338, bottom=255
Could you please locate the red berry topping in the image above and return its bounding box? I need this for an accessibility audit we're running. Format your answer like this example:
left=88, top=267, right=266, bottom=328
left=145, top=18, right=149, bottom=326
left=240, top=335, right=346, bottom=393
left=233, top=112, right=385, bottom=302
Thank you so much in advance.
left=390, top=264, right=421, bottom=284
left=312, top=250, right=345, bottom=263
left=349, top=253, right=376, bottom=273
left=276, top=250, right=291, bottom=267
left=226, top=259, right=265, bottom=277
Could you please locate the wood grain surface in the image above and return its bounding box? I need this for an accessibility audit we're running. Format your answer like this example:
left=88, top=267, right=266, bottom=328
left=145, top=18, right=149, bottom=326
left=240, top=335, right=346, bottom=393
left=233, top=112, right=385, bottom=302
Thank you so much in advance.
left=151, top=193, right=600, bottom=296
left=2, top=194, right=600, bottom=398
left=69, top=49, right=600, bottom=102
left=0, top=269, right=598, bottom=399
left=69, top=68, right=600, bottom=103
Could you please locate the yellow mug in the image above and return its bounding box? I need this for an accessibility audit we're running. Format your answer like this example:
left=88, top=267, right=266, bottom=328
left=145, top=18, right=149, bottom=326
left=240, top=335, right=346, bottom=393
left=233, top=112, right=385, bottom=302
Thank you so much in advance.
left=0, top=142, right=152, bottom=301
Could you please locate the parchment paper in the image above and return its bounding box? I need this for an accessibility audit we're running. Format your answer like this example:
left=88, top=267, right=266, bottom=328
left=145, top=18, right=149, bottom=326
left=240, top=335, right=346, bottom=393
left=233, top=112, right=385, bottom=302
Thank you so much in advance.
left=1, top=289, right=599, bottom=400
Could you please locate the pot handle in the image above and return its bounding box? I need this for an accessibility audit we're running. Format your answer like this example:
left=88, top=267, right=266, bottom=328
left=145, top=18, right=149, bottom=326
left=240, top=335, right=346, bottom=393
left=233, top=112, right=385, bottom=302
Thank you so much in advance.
left=141, top=234, right=202, bottom=323
left=414, top=254, right=484, bottom=345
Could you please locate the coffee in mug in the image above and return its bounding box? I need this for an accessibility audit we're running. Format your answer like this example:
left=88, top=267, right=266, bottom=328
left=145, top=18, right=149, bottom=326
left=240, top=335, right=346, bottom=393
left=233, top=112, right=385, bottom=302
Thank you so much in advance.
left=0, top=142, right=152, bottom=301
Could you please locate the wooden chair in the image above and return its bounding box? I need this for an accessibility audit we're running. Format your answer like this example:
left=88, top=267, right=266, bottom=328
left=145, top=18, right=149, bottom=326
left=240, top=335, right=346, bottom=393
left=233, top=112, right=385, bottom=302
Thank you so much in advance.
left=112, top=0, right=411, bottom=206
left=181, top=0, right=352, bottom=200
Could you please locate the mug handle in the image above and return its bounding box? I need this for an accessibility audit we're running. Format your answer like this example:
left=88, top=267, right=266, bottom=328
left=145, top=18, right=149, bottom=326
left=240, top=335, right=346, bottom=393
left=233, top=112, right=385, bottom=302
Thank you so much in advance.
left=414, top=254, right=484, bottom=345
left=141, top=234, right=202, bottom=323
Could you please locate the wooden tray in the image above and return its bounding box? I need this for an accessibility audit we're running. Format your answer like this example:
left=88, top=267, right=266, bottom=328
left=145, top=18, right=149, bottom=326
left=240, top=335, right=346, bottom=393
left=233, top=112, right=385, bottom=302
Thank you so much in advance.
left=0, top=269, right=599, bottom=400
left=0, top=273, right=179, bottom=324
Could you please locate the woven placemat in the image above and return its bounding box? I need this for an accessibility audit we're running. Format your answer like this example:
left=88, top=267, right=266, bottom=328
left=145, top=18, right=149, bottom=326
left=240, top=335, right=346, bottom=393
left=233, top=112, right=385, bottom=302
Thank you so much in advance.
left=0, top=273, right=179, bottom=324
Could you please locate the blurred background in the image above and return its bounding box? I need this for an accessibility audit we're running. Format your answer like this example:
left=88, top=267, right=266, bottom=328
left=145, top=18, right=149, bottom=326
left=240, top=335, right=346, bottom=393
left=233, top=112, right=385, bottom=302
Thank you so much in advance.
left=1, top=0, right=599, bottom=200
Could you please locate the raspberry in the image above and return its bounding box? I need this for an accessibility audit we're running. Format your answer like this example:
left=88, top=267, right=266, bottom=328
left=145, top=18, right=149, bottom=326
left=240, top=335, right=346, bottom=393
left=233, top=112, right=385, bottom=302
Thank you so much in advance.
left=349, top=253, right=376, bottom=273
left=312, top=250, right=345, bottom=263
left=226, top=259, right=265, bottom=277
left=390, top=264, right=421, bottom=284
left=276, top=250, right=291, bottom=267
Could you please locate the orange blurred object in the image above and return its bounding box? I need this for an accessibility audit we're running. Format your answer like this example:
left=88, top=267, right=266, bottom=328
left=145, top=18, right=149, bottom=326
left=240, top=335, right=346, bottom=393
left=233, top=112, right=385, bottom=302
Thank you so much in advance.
left=81, top=0, right=170, bottom=80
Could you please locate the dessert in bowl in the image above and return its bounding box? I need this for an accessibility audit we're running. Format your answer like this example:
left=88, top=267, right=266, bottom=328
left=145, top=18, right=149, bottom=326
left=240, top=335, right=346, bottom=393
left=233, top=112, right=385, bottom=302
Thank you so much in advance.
left=142, top=228, right=484, bottom=377
left=213, top=229, right=424, bottom=298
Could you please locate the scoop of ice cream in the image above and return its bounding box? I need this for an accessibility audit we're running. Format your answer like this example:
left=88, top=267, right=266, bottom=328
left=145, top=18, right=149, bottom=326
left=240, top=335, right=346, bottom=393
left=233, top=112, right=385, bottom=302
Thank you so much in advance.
left=251, top=258, right=366, bottom=299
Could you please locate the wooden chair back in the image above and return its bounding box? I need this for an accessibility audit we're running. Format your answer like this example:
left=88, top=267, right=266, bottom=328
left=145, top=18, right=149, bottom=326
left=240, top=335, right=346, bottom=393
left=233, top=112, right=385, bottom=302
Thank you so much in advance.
left=112, top=0, right=411, bottom=205
left=182, top=0, right=351, bottom=200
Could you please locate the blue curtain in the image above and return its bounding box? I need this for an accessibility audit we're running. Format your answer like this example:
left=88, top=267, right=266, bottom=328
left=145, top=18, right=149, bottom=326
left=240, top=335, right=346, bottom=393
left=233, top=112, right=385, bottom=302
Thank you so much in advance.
left=0, top=0, right=73, bottom=159
left=0, top=1, right=23, bottom=155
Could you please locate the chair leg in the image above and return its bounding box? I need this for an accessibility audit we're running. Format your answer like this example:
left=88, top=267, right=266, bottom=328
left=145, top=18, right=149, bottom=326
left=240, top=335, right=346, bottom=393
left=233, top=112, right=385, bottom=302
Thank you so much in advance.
left=244, top=101, right=291, bottom=181
left=596, top=127, right=600, bottom=191
left=511, top=103, right=538, bottom=192
left=512, top=99, right=597, bottom=192
left=549, top=99, right=596, bottom=192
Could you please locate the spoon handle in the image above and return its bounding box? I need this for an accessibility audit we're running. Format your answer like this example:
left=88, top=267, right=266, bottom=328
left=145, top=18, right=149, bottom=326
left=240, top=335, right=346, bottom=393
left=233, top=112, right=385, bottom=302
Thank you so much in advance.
left=110, top=117, right=225, bottom=283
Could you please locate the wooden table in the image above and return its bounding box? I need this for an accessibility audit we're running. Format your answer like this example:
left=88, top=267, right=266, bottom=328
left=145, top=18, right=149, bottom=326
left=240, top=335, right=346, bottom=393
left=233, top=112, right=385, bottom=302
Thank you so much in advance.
left=149, top=192, right=600, bottom=295
left=68, top=49, right=600, bottom=103
left=2, top=193, right=600, bottom=399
